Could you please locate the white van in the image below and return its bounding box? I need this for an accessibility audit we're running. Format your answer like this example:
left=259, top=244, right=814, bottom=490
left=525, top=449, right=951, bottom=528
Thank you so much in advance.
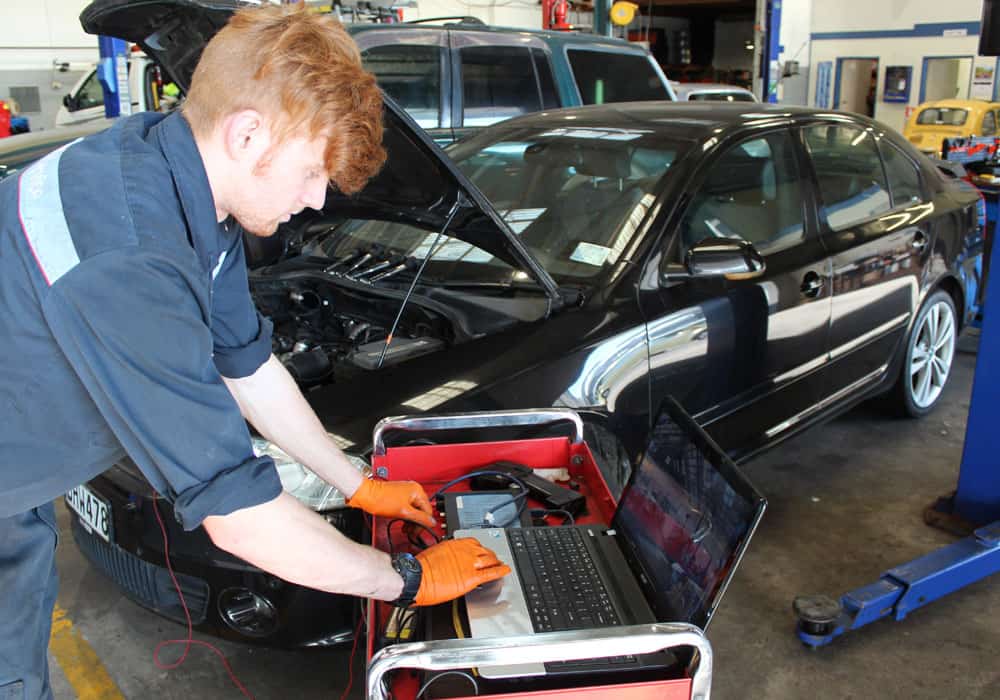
left=55, top=54, right=176, bottom=127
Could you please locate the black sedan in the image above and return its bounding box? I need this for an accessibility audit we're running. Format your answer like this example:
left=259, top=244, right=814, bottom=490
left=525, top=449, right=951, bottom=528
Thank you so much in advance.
left=68, top=0, right=985, bottom=651
left=73, top=99, right=985, bottom=647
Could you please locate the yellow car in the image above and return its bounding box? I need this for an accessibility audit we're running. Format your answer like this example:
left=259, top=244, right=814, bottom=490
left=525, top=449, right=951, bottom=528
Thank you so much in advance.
left=903, top=99, right=1000, bottom=157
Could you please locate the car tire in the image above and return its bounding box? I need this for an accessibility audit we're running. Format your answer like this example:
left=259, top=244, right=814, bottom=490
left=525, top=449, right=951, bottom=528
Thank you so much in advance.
left=890, top=289, right=958, bottom=418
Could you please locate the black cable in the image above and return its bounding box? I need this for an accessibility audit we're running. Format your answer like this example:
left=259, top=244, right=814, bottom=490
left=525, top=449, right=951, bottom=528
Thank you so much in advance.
left=429, top=470, right=528, bottom=502
left=530, top=508, right=575, bottom=526
left=385, top=518, right=441, bottom=556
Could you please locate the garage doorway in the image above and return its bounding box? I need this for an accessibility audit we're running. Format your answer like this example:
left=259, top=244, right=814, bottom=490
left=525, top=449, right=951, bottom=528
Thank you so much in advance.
left=834, top=58, right=879, bottom=116
left=920, top=56, right=973, bottom=102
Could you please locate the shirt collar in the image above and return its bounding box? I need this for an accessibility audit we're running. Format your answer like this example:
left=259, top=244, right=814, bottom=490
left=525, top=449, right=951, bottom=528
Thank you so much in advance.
left=151, top=112, right=237, bottom=265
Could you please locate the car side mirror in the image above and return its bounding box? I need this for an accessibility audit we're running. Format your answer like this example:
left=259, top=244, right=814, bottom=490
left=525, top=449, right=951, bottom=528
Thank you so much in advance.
left=62, top=94, right=76, bottom=110
left=661, top=237, right=766, bottom=284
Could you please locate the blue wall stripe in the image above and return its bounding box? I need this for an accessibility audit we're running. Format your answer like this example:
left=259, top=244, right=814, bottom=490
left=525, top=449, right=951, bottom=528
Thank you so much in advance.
left=812, top=22, right=980, bottom=41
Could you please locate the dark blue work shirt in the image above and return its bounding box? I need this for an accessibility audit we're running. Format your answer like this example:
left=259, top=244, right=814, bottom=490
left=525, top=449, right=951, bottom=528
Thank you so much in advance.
left=0, top=111, right=282, bottom=528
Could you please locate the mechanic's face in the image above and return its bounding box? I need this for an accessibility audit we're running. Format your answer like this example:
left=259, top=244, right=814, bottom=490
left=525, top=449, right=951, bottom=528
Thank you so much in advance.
left=233, top=134, right=330, bottom=237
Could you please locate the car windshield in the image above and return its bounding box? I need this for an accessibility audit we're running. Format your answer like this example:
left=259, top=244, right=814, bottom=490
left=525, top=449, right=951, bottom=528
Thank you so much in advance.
left=916, top=107, right=969, bottom=126
left=447, top=124, right=689, bottom=282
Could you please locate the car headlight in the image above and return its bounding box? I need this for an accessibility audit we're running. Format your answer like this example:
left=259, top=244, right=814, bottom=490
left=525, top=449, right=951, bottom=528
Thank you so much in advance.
left=252, top=437, right=368, bottom=511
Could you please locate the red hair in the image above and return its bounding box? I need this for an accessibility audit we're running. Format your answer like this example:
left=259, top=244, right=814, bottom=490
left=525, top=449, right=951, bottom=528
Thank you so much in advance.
left=183, top=3, right=385, bottom=194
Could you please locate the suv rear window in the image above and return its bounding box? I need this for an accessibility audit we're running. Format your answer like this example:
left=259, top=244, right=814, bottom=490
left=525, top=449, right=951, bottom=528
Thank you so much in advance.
left=567, top=49, right=669, bottom=104
left=916, top=108, right=968, bottom=126
left=461, top=46, right=546, bottom=126
left=361, top=44, right=443, bottom=129
left=689, top=91, right=755, bottom=102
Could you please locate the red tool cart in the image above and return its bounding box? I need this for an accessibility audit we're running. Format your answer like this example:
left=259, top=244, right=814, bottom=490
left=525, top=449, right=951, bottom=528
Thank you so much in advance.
left=363, top=409, right=717, bottom=700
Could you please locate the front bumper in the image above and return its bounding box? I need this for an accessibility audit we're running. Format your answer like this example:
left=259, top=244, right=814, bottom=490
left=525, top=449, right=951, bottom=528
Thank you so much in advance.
left=70, top=469, right=364, bottom=648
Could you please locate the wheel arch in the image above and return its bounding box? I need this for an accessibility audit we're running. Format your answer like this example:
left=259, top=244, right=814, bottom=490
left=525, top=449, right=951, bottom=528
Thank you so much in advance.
left=931, top=274, right=966, bottom=331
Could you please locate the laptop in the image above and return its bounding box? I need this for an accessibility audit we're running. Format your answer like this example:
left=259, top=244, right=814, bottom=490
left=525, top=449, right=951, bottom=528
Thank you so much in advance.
left=455, top=396, right=766, bottom=679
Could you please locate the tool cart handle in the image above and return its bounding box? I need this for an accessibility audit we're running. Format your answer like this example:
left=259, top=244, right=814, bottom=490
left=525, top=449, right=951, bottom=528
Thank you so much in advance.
left=366, top=622, right=713, bottom=700
left=372, top=408, right=585, bottom=456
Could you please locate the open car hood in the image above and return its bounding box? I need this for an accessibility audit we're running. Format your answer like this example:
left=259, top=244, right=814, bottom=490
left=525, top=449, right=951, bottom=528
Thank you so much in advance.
left=79, top=0, right=558, bottom=299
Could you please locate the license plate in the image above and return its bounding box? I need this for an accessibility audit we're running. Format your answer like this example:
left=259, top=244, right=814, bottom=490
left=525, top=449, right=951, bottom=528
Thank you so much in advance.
left=65, top=484, right=112, bottom=542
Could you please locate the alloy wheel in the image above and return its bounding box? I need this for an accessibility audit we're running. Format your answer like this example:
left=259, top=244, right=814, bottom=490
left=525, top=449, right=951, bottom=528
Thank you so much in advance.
left=908, top=299, right=956, bottom=409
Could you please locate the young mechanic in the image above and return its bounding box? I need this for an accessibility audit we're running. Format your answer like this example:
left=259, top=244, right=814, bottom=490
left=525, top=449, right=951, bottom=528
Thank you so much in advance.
left=0, top=6, right=509, bottom=698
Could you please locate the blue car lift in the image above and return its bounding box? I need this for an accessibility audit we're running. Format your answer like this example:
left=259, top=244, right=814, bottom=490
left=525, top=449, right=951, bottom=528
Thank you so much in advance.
left=97, top=35, right=130, bottom=119
left=793, top=152, right=1000, bottom=648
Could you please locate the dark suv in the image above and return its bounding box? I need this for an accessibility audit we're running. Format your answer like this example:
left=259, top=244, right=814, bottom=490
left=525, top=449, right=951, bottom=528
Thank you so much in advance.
left=349, top=19, right=676, bottom=144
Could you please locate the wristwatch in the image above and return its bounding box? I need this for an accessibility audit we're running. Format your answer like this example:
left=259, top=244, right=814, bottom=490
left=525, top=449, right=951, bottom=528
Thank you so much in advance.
left=390, top=552, right=422, bottom=607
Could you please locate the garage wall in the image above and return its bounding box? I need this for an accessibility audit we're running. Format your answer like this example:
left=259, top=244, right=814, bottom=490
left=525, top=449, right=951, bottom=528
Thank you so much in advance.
left=0, top=0, right=96, bottom=129
left=400, top=0, right=544, bottom=30
left=807, top=0, right=989, bottom=133
left=776, top=0, right=811, bottom=105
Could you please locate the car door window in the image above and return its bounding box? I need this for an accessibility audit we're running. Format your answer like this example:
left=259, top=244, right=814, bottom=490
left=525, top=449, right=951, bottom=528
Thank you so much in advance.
left=983, top=110, right=997, bottom=136
left=459, top=46, right=542, bottom=126
left=803, top=124, right=891, bottom=231
left=75, top=70, right=105, bottom=111
left=879, top=141, right=924, bottom=207
left=361, top=45, right=443, bottom=129
left=680, top=130, right=806, bottom=256
left=567, top=49, right=669, bottom=104
left=532, top=49, right=560, bottom=109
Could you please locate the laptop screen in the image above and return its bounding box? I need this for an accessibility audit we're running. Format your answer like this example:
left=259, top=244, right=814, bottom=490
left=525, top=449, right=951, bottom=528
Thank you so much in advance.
left=612, top=396, right=766, bottom=629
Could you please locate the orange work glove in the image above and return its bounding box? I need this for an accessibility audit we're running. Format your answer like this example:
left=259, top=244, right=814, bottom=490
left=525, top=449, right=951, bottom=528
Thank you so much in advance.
left=413, top=537, right=512, bottom=606
left=347, top=478, right=435, bottom=528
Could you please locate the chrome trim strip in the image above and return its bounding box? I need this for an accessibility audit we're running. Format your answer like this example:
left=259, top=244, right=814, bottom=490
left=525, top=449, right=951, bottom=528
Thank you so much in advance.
left=367, top=623, right=713, bottom=700
left=373, top=409, right=585, bottom=456
left=765, top=364, right=889, bottom=439
left=830, top=313, right=909, bottom=360
left=773, top=353, right=829, bottom=385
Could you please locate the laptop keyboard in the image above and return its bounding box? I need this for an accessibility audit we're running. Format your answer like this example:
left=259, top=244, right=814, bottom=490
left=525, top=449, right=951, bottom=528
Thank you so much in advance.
left=508, top=527, right=623, bottom=633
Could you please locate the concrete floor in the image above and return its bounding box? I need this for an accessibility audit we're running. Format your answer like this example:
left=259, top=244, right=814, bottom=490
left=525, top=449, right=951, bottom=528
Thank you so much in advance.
left=49, top=331, right=998, bottom=699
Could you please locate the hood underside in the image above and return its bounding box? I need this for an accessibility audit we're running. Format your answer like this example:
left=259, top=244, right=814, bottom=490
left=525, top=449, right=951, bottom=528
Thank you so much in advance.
left=80, top=0, right=557, bottom=297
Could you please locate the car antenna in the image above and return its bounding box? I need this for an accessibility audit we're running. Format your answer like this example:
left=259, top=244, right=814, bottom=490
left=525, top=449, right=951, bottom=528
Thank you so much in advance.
left=376, top=194, right=465, bottom=370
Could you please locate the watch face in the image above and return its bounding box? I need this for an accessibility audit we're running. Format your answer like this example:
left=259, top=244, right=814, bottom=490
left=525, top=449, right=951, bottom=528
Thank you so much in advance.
left=395, top=554, right=420, bottom=574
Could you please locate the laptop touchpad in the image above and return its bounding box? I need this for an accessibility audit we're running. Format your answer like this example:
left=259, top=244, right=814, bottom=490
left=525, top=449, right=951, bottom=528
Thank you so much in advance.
left=455, top=528, right=546, bottom=678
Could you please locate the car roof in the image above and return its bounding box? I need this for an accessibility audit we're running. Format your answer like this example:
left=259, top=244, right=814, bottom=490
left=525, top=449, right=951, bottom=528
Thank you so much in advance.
left=487, top=102, right=853, bottom=141
left=346, top=21, right=648, bottom=50
left=916, top=99, right=1000, bottom=111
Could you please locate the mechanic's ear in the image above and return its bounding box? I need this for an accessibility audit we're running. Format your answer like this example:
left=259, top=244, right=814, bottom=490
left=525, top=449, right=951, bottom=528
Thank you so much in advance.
left=223, top=109, right=271, bottom=167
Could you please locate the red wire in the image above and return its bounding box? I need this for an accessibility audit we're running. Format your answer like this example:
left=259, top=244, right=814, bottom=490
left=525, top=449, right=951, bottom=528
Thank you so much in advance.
left=151, top=495, right=255, bottom=700
left=339, top=610, right=366, bottom=700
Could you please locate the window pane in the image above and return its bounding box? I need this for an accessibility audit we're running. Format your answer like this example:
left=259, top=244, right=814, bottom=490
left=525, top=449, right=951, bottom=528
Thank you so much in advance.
left=448, top=125, right=688, bottom=282
left=804, top=125, right=891, bottom=231
left=681, top=131, right=805, bottom=255
left=983, top=111, right=997, bottom=136
left=916, top=107, right=968, bottom=126
left=77, top=71, right=105, bottom=111
left=880, top=141, right=923, bottom=207
left=567, top=50, right=669, bottom=104
left=532, top=49, right=560, bottom=110
left=460, top=46, right=540, bottom=127
left=361, top=45, right=442, bottom=129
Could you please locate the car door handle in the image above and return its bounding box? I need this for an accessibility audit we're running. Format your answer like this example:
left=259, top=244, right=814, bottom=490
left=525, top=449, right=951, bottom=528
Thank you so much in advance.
left=911, top=232, right=928, bottom=251
left=801, top=272, right=824, bottom=298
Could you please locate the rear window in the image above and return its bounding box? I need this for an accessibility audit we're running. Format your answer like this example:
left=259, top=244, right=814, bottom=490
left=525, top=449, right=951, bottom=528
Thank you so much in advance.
left=567, top=49, right=670, bottom=104
left=689, top=91, right=755, bottom=102
left=916, top=108, right=969, bottom=126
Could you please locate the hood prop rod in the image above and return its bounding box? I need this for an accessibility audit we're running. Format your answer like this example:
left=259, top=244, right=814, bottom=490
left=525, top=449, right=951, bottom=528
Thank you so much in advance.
left=375, top=195, right=464, bottom=370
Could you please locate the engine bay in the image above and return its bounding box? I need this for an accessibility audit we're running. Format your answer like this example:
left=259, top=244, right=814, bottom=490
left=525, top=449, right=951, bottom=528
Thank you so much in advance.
left=251, top=271, right=451, bottom=386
